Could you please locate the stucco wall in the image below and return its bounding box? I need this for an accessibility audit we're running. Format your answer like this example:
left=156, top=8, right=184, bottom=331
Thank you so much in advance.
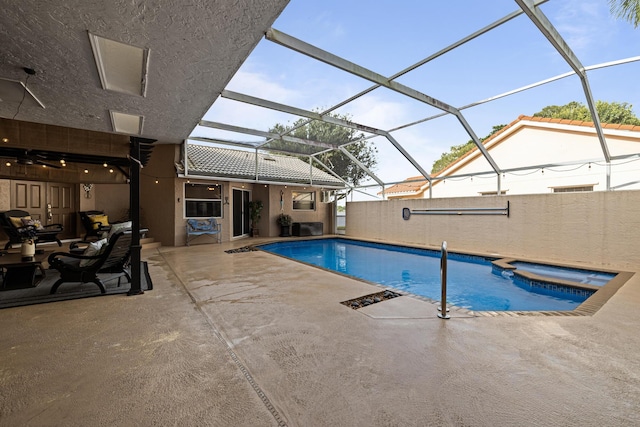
left=346, top=190, right=640, bottom=269
left=0, top=180, right=10, bottom=211
left=425, top=123, right=640, bottom=198
left=142, top=144, right=178, bottom=247
left=265, top=186, right=333, bottom=237
left=94, top=184, right=130, bottom=222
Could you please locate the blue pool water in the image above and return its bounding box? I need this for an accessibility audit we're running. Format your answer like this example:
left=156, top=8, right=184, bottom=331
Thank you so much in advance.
left=259, top=238, right=610, bottom=312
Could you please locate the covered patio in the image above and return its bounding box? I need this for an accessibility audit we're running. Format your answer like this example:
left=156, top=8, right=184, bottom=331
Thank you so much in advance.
left=1, top=239, right=638, bottom=426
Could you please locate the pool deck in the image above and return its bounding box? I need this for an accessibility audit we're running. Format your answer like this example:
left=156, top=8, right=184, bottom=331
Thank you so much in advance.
left=1, top=237, right=639, bottom=426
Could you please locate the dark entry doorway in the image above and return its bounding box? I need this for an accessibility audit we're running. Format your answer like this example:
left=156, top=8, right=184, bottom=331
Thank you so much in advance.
left=232, top=188, right=250, bottom=238
left=9, top=180, right=76, bottom=239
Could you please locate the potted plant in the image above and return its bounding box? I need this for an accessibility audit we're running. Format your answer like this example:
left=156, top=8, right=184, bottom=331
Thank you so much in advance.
left=21, top=226, right=38, bottom=259
left=248, top=200, right=263, bottom=237
left=277, top=213, right=292, bottom=237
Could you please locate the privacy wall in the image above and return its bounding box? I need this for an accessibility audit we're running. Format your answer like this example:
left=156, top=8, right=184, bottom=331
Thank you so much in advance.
left=346, top=190, right=640, bottom=269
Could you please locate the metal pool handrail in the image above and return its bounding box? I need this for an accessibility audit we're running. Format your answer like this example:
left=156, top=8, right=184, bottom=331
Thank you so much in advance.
left=438, top=241, right=450, bottom=319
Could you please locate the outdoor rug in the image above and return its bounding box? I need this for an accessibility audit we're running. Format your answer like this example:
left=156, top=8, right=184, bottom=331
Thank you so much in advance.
left=0, top=261, right=153, bottom=309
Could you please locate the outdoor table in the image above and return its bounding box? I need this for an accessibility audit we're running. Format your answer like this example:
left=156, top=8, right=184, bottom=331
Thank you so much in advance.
left=0, top=251, right=49, bottom=290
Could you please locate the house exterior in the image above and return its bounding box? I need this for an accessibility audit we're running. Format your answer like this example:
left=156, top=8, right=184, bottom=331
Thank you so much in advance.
left=0, top=123, right=346, bottom=248
left=384, top=115, right=640, bottom=199
left=136, top=142, right=345, bottom=246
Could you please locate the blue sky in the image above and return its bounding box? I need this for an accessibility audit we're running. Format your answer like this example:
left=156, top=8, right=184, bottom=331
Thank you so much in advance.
left=192, top=0, right=640, bottom=197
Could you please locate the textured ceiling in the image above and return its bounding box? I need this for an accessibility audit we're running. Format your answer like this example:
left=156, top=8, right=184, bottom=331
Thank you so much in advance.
left=0, top=0, right=289, bottom=144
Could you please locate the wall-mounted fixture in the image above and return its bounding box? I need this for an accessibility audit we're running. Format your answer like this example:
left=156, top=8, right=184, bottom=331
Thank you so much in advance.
left=82, top=183, right=93, bottom=198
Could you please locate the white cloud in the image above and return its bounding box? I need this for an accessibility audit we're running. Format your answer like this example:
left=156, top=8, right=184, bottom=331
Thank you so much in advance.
left=226, top=69, right=302, bottom=105
left=551, top=0, right=613, bottom=53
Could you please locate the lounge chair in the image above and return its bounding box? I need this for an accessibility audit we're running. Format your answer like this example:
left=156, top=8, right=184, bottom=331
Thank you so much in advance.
left=78, top=210, right=112, bottom=241
left=48, top=230, right=133, bottom=294
left=0, top=209, right=64, bottom=250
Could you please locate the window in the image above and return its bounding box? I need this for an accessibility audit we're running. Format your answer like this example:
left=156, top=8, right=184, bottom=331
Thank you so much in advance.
left=551, top=185, right=594, bottom=193
left=292, top=191, right=315, bottom=210
left=185, top=183, right=222, bottom=218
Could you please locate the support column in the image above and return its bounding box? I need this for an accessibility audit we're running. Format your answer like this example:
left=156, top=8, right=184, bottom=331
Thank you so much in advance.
left=128, top=137, right=143, bottom=295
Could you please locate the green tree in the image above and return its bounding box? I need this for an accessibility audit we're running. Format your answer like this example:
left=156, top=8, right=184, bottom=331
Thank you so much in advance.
left=431, top=125, right=506, bottom=174
left=609, top=0, right=640, bottom=27
left=533, top=100, right=640, bottom=125
left=269, top=112, right=378, bottom=186
left=533, top=101, right=590, bottom=121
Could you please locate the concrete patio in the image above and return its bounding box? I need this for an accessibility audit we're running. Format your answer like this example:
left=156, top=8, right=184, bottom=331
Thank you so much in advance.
left=1, top=238, right=639, bottom=426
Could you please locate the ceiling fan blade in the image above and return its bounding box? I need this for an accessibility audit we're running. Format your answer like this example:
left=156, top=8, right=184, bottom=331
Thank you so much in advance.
left=35, top=159, right=62, bottom=169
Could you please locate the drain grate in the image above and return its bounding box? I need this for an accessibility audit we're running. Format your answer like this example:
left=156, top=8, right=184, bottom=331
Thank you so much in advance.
left=225, top=246, right=259, bottom=254
left=341, top=290, right=402, bottom=310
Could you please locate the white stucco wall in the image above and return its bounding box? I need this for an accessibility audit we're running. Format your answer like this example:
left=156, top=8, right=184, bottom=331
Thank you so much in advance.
left=428, top=122, right=640, bottom=198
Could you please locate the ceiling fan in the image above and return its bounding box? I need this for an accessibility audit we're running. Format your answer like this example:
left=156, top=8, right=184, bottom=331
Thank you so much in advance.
left=2, top=149, right=62, bottom=168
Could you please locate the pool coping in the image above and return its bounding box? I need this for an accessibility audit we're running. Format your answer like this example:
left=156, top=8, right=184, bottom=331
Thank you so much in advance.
left=250, top=236, right=635, bottom=318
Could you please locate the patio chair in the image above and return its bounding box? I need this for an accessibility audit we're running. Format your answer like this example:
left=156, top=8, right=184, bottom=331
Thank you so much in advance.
left=79, top=210, right=112, bottom=241
left=0, top=209, right=64, bottom=250
left=186, top=217, right=221, bottom=245
left=48, top=230, right=133, bottom=294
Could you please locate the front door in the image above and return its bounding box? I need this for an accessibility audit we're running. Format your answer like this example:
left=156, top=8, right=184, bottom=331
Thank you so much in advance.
left=10, top=180, right=76, bottom=239
left=232, top=188, right=250, bottom=238
left=47, top=182, right=75, bottom=239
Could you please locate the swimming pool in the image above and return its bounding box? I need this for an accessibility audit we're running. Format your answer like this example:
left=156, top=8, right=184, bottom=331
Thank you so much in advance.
left=259, top=238, right=614, bottom=312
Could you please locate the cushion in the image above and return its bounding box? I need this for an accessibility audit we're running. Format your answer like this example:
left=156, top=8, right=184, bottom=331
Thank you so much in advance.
left=108, top=221, right=132, bottom=239
left=21, top=218, right=45, bottom=230
left=10, top=216, right=29, bottom=228
left=89, top=214, right=109, bottom=230
left=80, top=238, right=108, bottom=267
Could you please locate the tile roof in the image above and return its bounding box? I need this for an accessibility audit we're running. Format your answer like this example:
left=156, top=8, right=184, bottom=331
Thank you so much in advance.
left=185, top=144, right=344, bottom=186
left=384, top=175, right=428, bottom=195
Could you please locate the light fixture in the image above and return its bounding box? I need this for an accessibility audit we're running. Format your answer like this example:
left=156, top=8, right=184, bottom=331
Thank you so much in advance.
left=109, top=168, right=114, bottom=173
left=42, top=164, right=46, bottom=168
left=88, top=32, right=149, bottom=96
left=2, top=137, right=8, bottom=143
left=84, top=169, right=89, bottom=174
left=59, top=159, right=65, bottom=164
left=110, top=111, right=144, bottom=135
left=5, top=161, right=11, bottom=167
left=103, top=162, right=108, bottom=167
left=155, top=178, right=159, bottom=184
